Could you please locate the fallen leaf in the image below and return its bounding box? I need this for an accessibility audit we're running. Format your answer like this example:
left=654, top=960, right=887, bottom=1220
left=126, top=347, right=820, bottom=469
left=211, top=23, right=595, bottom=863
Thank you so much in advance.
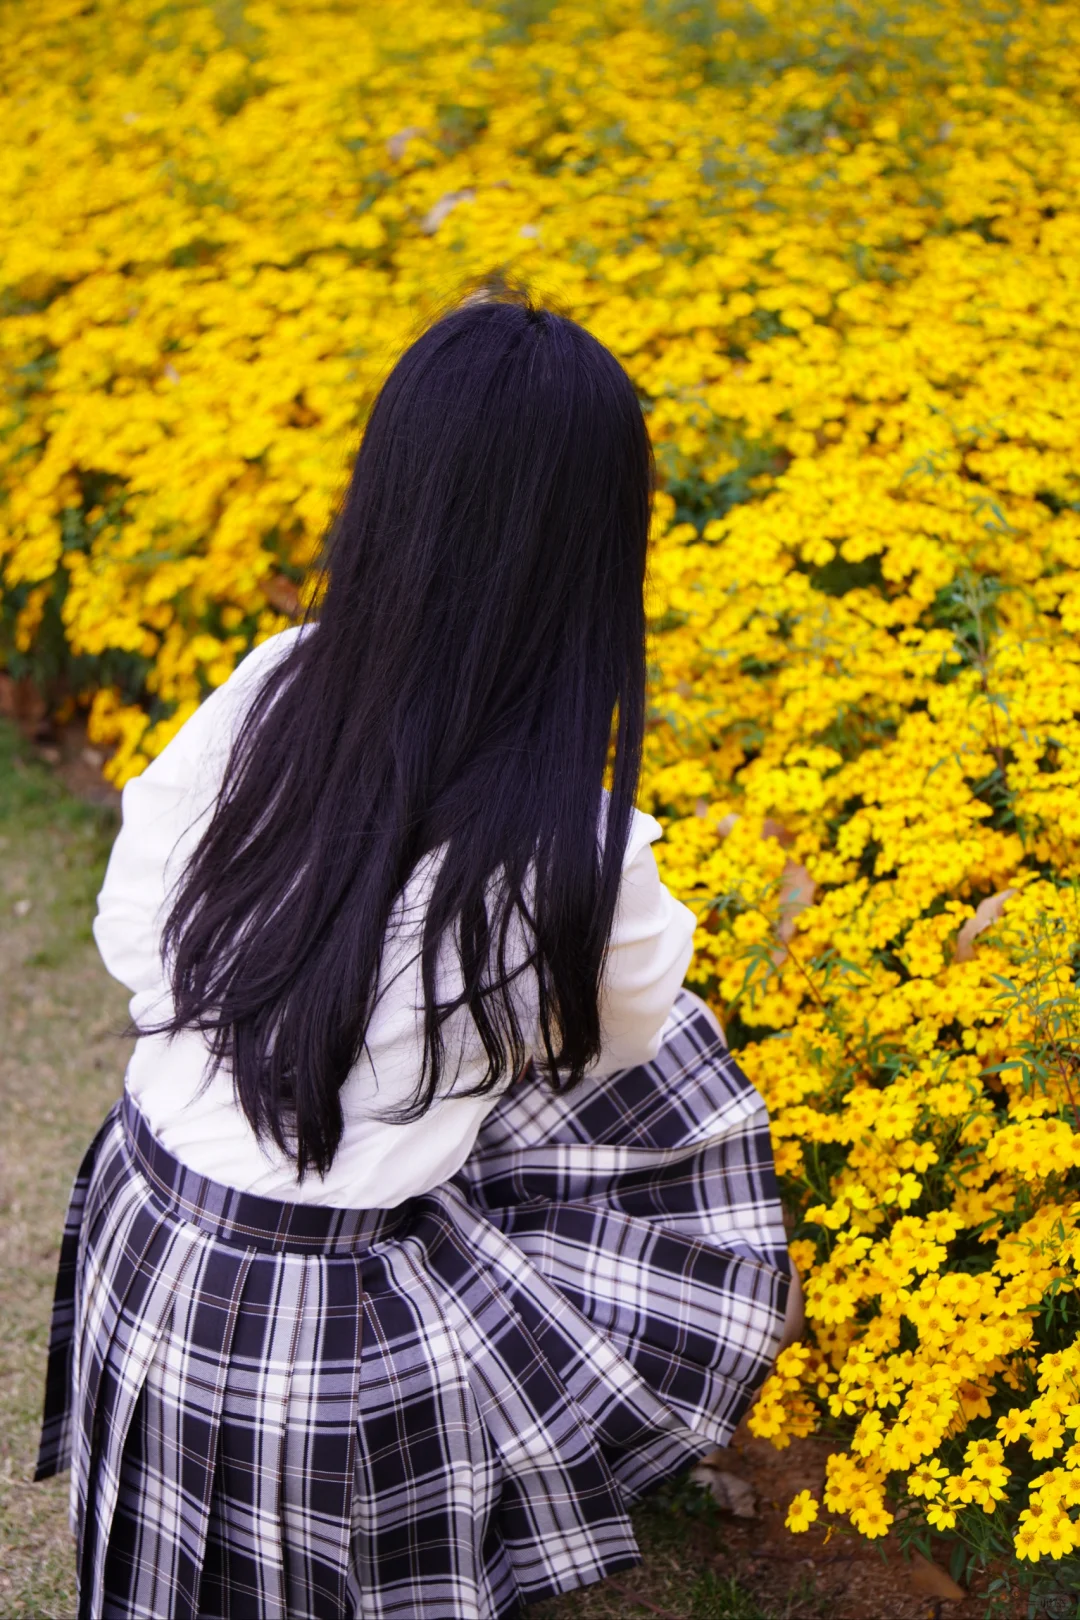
left=688, top=1462, right=757, bottom=1518
left=386, top=125, right=422, bottom=161
left=907, top=1550, right=965, bottom=1601
left=715, top=812, right=794, bottom=847
left=771, top=859, right=817, bottom=964
left=955, top=888, right=1016, bottom=962
left=420, top=188, right=475, bottom=234
left=714, top=816, right=815, bottom=960
left=262, top=574, right=300, bottom=616
left=776, top=860, right=817, bottom=945
left=762, top=817, right=795, bottom=847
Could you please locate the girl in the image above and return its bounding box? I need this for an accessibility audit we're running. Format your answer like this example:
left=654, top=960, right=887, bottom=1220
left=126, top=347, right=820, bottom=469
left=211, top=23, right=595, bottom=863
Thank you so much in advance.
left=36, top=294, right=793, bottom=1620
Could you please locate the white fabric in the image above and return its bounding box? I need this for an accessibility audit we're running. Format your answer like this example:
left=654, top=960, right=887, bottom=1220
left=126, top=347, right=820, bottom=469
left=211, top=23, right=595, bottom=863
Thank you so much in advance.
left=92, top=626, right=697, bottom=1207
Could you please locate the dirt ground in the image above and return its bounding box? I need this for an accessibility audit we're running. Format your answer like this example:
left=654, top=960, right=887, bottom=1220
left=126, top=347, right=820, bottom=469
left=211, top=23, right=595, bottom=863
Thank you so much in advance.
left=0, top=715, right=1038, bottom=1619
left=531, top=1421, right=1021, bottom=1620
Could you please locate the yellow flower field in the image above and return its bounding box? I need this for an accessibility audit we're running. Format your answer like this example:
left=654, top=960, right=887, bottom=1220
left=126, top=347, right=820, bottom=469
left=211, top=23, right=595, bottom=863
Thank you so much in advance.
left=5, top=0, right=1080, bottom=1592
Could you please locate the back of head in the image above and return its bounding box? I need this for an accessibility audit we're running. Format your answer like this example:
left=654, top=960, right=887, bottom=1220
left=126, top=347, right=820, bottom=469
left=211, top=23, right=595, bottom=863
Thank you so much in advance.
left=153, top=294, right=654, bottom=1177
left=327, top=298, right=651, bottom=801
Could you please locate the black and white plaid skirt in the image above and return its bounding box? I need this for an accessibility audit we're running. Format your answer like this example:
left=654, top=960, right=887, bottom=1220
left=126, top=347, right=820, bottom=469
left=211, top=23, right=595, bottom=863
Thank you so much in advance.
left=36, top=989, right=790, bottom=1620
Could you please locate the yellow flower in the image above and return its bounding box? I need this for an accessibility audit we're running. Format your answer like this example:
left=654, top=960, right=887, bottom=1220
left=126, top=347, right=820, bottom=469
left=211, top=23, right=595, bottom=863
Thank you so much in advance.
left=784, top=1490, right=820, bottom=1533
left=1030, top=1417, right=1067, bottom=1462
left=1014, top=1518, right=1042, bottom=1562
left=1027, top=1512, right=1078, bottom=1560
left=997, top=1408, right=1033, bottom=1445
left=907, top=1460, right=948, bottom=1499
left=851, top=1501, right=893, bottom=1539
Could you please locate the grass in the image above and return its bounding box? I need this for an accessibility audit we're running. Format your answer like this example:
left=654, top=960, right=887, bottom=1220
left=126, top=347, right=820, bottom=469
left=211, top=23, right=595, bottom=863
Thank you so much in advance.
left=0, top=717, right=803, bottom=1620
left=0, top=720, right=131, bottom=1618
left=530, top=1507, right=784, bottom=1619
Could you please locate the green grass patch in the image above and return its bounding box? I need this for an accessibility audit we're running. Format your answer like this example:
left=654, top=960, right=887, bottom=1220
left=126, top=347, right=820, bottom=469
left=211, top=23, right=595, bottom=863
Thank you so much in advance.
left=0, top=720, right=131, bottom=1619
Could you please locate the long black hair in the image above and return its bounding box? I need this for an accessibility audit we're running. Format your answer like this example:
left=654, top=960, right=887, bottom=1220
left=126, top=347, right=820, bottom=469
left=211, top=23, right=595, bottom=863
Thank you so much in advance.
left=146, top=294, right=653, bottom=1178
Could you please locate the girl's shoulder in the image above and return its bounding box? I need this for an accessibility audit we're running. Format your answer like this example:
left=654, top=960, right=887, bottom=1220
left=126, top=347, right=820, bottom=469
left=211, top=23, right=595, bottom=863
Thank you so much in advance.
left=205, top=623, right=313, bottom=740
left=127, top=625, right=313, bottom=799
left=624, top=805, right=664, bottom=866
left=229, top=622, right=312, bottom=689
left=598, top=788, right=665, bottom=871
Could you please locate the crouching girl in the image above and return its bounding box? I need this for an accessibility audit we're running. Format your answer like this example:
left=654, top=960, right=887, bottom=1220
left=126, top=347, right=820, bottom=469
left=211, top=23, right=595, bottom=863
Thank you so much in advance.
left=36, top=293, right=794, bottom=1619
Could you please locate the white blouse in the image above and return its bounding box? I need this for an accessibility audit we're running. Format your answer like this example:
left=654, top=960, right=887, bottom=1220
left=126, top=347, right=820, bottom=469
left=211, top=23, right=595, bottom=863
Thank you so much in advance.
left=93, top=626, right=697, bottom=1207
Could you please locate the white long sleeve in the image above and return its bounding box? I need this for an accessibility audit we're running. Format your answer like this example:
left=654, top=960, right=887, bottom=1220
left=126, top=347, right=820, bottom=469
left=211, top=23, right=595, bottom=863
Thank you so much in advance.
left=591, top=813, right=697, bottom=1074
left=93, top=629, right=300, bottom=1016
left=92, top=628, right=697, bottom=1206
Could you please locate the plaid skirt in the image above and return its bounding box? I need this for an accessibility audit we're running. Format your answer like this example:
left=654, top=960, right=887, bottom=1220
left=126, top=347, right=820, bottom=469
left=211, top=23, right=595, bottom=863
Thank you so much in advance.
left=35, top=989, right=790, bottom=1620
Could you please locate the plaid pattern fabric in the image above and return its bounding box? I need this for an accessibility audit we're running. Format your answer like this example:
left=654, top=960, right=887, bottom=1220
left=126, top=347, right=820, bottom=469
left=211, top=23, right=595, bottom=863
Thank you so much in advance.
left=36, top=988, right=790, bottom=1620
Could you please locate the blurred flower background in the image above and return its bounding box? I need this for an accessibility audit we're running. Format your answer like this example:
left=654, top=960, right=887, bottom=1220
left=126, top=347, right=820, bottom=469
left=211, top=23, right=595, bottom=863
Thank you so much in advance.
left=5, top=0, right=1080, bottom=1594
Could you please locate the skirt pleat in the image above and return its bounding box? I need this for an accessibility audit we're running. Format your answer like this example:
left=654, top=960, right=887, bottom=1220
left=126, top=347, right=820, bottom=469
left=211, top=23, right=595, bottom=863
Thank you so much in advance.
left=75, top=1189, right=203, bottom=1616
left=103, top=1241, right=253, bottom=1618
left=36, top=988, right=791, bottom=1619
left=199, top=1253, right=301, bottom=1618
left=282, top=1257, right=364, bottom=1615
left=350, top=1237, right=519, bottom=1618
left=36, top=1116, right=112, bottom=1482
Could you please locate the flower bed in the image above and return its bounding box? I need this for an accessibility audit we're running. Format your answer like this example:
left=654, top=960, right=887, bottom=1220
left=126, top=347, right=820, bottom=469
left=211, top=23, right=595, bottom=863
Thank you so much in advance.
left=4, top=0, right=1080, bottom=1596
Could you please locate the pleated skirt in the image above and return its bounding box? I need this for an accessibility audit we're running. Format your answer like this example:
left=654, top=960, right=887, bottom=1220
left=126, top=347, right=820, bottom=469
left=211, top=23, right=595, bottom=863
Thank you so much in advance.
left=35, top=988, right=791, bottom=1620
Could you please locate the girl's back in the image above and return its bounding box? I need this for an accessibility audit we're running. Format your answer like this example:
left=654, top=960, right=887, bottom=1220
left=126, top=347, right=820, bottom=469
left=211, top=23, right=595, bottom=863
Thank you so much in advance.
left=94, top=622, right=697, bottom=1205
